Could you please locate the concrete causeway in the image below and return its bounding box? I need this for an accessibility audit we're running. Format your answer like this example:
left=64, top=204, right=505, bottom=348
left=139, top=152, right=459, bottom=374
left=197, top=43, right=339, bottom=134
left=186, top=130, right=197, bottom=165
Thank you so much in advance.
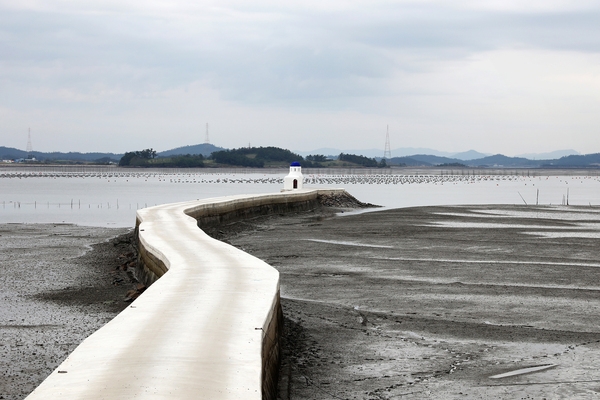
left=26, top=189, right=344, bottom=400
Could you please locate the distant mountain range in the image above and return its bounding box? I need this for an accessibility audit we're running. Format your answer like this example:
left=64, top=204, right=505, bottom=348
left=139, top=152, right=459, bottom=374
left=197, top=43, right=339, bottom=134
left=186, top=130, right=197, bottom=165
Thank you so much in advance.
left=1, top=144, right=598, bottom=168
left=0, top=143, right=224, bottom=163
left=0, top=146, right=125, bottom=162
left=297, top=148, right=581, bottom=161
left=515, top=150, right=581, bottom=160
left=386, top=153, right=600, bottom=168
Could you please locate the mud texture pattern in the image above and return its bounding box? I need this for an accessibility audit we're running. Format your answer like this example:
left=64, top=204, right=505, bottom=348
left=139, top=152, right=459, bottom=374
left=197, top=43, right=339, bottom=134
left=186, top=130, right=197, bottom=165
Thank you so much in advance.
left=5, top=203, right=600, bottom=399
left=0, top=224, right=136, bottom=400
left=223, top=205, right=600, bottom=399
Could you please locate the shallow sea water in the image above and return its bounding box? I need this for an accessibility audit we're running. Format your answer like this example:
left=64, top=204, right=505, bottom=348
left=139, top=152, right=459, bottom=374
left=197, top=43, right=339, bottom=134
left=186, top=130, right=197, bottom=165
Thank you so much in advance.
left=1, top=168, right=599, bottom=227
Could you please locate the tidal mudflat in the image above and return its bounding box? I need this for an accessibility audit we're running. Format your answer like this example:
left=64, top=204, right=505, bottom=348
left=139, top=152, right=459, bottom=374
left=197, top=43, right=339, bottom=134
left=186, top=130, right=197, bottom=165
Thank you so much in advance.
left=0, top=224, right=133, bottom=400
left=224, top=204, right=600, bottom=399
left=4, top=203, right=600, bottom=399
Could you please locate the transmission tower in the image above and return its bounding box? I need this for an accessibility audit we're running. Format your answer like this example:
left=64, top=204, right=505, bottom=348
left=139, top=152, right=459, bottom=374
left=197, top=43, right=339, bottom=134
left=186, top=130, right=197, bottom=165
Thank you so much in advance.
left=383, top=125, right=391, bottom=159
left=26, top=128, right=33, bottom=155
left=204, top=123, right=210, bottom=144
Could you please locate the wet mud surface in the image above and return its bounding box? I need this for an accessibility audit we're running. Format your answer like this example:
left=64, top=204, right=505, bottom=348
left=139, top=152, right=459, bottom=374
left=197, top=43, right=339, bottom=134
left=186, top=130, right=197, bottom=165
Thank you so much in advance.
left=0, top=224, right=135, bottom=400
left=223, top=205, right=600, bottom=399
left=4, top=204, right=600, bottom=399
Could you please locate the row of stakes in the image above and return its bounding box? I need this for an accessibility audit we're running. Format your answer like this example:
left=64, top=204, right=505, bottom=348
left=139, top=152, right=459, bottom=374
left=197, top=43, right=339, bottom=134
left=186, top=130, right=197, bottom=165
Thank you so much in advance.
left=0, top=172, right=598, bottom=185
left=3, top=200, right=151, bottom=210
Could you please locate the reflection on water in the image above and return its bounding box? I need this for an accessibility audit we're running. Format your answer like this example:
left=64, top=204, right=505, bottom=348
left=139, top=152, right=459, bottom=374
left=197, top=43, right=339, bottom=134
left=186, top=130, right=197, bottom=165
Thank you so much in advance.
left=2, top=167, right=600, bottom=227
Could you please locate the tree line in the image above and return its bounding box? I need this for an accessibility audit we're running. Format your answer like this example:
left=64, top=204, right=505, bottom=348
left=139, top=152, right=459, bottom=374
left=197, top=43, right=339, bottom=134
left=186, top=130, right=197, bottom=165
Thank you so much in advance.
left=338, top=153, right=387, bottom=168
left=119, top=149, right=205, bottom=167
left=119, top=146, right=389, bottom=168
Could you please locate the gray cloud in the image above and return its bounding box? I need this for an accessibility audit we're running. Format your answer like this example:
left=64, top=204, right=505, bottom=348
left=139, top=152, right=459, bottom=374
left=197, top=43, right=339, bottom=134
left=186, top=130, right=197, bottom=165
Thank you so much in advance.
left=3, top=5, right=600, bottom=103
left=1, top=2, right=600, bottom=153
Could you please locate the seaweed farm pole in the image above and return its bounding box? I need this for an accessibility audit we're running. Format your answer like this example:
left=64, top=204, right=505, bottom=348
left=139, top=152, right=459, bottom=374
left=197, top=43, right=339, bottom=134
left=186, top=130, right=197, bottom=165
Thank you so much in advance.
left=536, top=189, right=539, bottom=206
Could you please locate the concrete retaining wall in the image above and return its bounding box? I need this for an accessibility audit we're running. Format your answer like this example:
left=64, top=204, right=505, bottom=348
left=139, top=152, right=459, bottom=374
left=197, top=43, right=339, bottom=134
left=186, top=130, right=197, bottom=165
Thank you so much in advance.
left=26, top=188, right=345, bottom=400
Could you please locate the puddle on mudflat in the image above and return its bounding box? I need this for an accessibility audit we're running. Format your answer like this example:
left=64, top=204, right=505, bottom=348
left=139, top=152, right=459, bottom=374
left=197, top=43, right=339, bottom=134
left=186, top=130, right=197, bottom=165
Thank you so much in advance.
left=302, top=238, right=393, bottom=248
left=473, top=208, right=600, bottom=220
left=523, top=231, right=600, bottom=238
left=490, top=364, right=558, bottom=379
left=369, top=256, right=600, bottom=269
left=426, top=221, right=583, bottom=229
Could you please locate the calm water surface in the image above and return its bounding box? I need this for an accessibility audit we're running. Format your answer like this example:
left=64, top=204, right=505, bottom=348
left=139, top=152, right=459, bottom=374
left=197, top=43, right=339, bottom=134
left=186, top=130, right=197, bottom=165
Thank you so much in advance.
left=1, top=168, right=599, bottom=227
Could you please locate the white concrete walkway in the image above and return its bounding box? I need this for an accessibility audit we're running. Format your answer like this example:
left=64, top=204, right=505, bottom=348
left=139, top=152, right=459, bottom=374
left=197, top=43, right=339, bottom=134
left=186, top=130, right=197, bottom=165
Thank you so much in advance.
left=25, top=191, right=304, bottom=399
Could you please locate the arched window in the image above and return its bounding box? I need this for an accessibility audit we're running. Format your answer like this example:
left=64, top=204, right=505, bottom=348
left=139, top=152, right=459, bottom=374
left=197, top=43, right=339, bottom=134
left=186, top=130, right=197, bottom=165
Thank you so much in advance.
left=293, top=179, right=298, bottom=189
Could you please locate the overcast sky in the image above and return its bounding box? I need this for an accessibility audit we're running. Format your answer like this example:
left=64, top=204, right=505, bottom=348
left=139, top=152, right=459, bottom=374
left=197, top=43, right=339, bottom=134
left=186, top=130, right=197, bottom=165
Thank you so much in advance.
left=1, top=0, right=600, bottom=156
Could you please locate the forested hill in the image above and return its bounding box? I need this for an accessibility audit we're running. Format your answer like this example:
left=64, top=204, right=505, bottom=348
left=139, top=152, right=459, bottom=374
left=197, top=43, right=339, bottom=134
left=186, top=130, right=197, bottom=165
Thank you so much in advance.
left=158, top=143, right=224, bottom=157
left=211, top=147, right=304, bottom=167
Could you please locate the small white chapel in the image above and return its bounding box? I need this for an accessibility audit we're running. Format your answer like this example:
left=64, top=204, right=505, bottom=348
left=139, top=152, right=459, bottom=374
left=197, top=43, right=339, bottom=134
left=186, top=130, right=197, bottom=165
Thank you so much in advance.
left=283, top=161, right=303, bottom=191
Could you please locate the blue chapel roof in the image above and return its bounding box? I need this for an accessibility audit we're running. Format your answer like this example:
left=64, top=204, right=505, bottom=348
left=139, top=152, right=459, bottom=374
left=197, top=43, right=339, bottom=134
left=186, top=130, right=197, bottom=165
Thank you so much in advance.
left=290, top=161, right=301, bottom=166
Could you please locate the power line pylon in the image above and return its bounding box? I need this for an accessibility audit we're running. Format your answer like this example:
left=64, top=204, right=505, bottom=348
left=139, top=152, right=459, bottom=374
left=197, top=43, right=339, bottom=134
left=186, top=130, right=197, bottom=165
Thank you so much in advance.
left=204, top=123, right=210, bottom=144
left=26, top=128, right=33, bottom=154
left=383, top=125, right=391, bottom=159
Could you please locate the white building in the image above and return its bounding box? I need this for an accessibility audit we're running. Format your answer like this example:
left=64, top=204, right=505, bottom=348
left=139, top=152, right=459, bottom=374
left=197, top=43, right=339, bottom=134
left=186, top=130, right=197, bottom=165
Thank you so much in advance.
left=283, top=161, right=303, bottom=190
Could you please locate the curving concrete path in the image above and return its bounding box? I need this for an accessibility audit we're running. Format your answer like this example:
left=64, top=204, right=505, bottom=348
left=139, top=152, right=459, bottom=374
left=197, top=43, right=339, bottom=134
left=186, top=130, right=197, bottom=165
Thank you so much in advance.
left=26, top=189, right=342, bottom=399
